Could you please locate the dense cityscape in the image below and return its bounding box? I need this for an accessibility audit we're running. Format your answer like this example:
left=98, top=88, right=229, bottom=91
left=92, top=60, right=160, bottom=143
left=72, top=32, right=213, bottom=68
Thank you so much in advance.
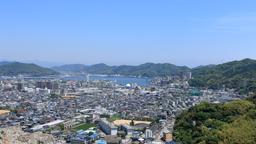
left=0, top=72, right=246, bottom=144
left=1, top=0, right=256, bottom=143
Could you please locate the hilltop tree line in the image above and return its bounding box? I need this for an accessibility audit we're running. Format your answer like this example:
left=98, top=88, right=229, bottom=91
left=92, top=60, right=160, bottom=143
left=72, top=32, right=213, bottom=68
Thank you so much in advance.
left=173, top=95, right=256, bottom=144
left=189, top=58, right=256, bottom=94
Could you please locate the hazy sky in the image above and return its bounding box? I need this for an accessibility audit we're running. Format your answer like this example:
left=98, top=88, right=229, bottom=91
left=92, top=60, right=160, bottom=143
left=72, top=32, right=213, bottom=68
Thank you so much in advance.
left=0, top=0, right=256, bottom=67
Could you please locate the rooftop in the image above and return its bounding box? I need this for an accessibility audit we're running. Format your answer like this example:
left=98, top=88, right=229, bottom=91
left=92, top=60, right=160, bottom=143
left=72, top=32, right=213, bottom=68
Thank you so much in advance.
left=113, top=119, right=151, bottom=126
left=0, top=110, right=10, bottom=115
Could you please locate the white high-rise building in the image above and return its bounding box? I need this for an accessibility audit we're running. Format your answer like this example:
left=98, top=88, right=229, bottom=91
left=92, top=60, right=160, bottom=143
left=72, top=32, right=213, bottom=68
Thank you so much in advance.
left=188, top=72, right=192, bottom=79
left=86, top=74, right=90, bottom=82
left=145, top=129, right=153, bottom=138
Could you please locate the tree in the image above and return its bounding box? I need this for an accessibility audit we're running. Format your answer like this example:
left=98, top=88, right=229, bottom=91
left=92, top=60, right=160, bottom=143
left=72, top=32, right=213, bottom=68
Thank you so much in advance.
left=130, top=120, right=135, bottom=126
left=173, top=99, right=256, bottom=144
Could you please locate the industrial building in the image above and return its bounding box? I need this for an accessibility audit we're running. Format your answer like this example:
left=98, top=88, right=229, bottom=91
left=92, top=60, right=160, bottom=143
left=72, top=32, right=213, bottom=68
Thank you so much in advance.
left=99, top=118, right=118, bottom=135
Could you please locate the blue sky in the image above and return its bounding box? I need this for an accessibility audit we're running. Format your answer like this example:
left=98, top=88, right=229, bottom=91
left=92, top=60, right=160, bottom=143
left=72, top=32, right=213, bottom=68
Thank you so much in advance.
left=0, top=0, right=255, bottom=67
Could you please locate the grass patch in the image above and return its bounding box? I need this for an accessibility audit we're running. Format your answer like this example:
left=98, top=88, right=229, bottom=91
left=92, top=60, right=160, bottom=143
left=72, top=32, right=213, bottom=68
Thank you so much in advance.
left=73, top=123, right=96, bottom=131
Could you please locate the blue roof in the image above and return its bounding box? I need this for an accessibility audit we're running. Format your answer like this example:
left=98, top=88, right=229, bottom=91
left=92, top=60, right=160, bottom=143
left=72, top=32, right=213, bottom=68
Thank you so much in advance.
left=72, top=137, right=85, bottom=142
left=76, top=134, right=85, bottom=139
left=89, top=133, right=98, bottom=139
left=77, top=130, right=87, bottom=135
left=166, top=141, right=176, bottom=144
left=96, top=139, right=107, bottom=144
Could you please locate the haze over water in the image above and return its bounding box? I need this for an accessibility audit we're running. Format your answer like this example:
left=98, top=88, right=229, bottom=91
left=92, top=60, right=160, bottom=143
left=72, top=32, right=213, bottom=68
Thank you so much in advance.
left=62, top=75, right=151, bottom=86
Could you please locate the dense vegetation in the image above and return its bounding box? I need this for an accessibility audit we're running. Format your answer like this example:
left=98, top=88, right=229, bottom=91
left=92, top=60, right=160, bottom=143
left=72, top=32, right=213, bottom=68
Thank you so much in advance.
left=189, top=58, right=256, bottom=94
left=173, top=96, right=256, bottom=144
left=53, top=63, right=190, bottom=77
left=0, top=62, right=59, bottom=76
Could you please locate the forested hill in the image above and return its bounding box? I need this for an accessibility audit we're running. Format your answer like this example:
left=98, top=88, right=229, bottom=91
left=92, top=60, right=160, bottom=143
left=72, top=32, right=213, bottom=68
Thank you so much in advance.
left=0, top=62, right=59, bottom=76
left=173, top=95, right=256, bottom=144
left=189, top=58, right=256, bottom=94
left=52, top=63, right=190, bottom=77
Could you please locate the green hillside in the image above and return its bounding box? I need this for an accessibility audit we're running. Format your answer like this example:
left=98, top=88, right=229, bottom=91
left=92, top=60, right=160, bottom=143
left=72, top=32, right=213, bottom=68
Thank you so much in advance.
left=0, top=62, right=59, bottom=76
left=173, top=95, right=256, bottom=144
left=52, top=63, right=190, bottom=77
left=189, top=58, right=256, bottom=94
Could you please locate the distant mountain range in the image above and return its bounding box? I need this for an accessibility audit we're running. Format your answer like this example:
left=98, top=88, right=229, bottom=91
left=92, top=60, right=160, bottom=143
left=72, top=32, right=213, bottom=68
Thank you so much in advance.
left=0, top=62, right=59, bottom=76
left=1, top=59, right=256, bottom=93
left=0, top=61, right=12, bottom=66
left=53, top=58, right=256, bottom=93
left=52, top=63, right=190, bottom=77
